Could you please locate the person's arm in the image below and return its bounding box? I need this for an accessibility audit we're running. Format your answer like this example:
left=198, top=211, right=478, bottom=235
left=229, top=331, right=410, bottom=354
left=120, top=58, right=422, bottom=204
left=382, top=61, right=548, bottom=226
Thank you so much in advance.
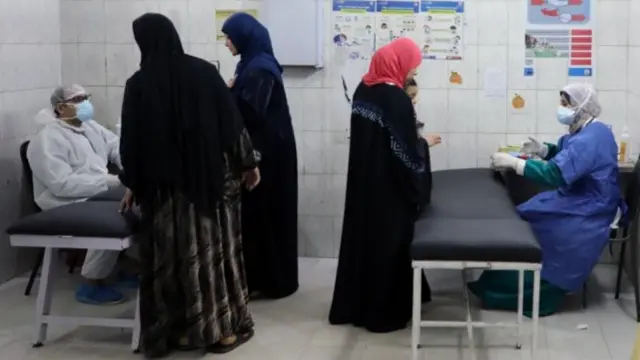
left=235, top=69, right=278, bottom=155
left=119, top=79, right=138, bottom=189
left=97, top=122, right=122, bottom=169
left=27, top=132, right=111, bottom=198
left=388, top=92, right=428, bottom=205
left=542, top=142, right=560, bottom=160
left=550, top=136, right=597, bottom=186
left=521, top=159, right=565, bottom=188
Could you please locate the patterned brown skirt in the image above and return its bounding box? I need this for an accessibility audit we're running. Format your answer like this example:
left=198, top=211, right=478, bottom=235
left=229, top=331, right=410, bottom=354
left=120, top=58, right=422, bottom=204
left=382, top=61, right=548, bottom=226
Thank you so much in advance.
left=138, top=190, right=253, bottom=357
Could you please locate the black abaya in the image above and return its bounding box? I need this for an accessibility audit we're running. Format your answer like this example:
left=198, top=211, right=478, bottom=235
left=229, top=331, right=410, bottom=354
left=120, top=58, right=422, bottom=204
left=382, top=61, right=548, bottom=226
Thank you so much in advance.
left=233, top=68, right=299, bottom=299
left=329, top=82, right=432, bottom=333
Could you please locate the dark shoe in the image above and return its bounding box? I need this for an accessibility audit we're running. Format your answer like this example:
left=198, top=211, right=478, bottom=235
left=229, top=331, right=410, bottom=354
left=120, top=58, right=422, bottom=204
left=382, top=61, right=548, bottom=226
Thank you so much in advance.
left=207, top=329, right=254, bottom=354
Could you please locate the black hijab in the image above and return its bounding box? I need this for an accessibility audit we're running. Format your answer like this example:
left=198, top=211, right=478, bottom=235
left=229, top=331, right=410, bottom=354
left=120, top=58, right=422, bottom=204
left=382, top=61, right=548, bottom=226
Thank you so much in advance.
left=122, top=13, right=244, bottom=212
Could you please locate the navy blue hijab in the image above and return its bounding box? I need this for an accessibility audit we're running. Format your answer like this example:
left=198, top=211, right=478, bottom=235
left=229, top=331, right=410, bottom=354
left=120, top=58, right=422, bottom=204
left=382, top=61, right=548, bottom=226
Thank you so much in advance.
left=222, top=13, right=283, bottom=89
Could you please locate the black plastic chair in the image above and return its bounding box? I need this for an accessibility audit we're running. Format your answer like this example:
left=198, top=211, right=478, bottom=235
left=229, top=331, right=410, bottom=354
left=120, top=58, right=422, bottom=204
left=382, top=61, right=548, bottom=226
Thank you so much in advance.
left=20, top=141, right=43, bottom=296
left=608, top=158, right=640, bottom=321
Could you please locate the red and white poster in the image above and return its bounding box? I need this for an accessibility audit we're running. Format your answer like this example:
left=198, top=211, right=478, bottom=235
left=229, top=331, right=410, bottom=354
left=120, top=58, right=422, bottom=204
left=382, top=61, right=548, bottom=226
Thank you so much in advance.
left=523, top=0, right=594, bottom=77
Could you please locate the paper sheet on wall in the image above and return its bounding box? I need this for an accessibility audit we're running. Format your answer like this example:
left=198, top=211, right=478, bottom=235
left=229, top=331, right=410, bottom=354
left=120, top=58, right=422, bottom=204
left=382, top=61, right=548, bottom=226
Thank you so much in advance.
left=483, top=68, right=507, bottom=97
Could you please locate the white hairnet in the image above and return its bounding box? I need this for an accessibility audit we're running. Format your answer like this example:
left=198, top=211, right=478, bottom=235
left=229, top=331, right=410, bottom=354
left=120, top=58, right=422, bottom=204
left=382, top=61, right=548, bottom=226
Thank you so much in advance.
left=49, top=84, right=88, bottom=108
left=562, top=83, right=601, bottom=118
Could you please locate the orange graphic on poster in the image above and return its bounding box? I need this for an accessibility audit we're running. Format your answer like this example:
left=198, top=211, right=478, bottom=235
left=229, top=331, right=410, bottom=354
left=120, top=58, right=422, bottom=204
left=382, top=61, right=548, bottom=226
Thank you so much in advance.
left=449, top=71, right=462, bottom=85
left=512, top=94, right=525, bottom=109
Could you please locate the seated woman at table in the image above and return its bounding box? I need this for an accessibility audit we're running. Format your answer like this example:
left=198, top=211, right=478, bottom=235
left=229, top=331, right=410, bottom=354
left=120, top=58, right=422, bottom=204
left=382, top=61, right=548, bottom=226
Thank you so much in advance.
left=329, top=38, right=433, bottom=333
left=475, top=83, right=625, bottom=317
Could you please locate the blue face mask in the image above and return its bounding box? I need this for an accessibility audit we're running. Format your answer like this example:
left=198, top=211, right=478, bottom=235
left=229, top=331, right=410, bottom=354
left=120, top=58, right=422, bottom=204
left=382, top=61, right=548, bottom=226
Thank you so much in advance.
left=75, top=100, right=94, bottom=122
left=556, top=106, right=576, bottom=125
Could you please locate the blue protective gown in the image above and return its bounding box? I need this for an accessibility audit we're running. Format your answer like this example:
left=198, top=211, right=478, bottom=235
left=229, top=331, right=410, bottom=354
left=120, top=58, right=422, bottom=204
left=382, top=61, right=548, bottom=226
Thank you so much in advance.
left=517, top=120, right=625, bottom=292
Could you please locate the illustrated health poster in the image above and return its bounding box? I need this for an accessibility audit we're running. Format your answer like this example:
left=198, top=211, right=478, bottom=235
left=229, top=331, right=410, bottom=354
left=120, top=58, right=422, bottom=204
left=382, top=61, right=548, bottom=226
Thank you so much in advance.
left=374, top=1, right=420, bottom=50
left=524, top=0, right=594, bottom=77
left=215, top=9, right=259, bottom=41
left=331, top=0, right=376, bottom=60
left=419, top=0, right=465, bottom=60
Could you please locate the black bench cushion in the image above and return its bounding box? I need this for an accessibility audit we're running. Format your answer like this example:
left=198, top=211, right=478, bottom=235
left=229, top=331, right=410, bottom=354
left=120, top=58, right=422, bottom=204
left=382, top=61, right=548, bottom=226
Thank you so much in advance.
left=412, top=168, right=542, bottom=264
left=88, top=186, right=126, bottom=202
left=412, top=217, right=542, bottom=263
left=420, top=168, right=519, bottom=220
left=6, top=201, right=137, bottom=238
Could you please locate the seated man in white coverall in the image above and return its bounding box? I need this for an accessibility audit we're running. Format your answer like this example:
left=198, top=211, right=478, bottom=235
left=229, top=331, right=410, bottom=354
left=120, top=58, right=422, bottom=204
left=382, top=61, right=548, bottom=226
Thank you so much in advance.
left=27, top=84, right=136, bottom=305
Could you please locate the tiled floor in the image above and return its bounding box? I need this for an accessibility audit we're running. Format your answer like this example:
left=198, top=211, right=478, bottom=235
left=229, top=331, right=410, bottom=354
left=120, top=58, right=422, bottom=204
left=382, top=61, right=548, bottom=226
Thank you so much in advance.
left=0, top=257, right=636, bottom=359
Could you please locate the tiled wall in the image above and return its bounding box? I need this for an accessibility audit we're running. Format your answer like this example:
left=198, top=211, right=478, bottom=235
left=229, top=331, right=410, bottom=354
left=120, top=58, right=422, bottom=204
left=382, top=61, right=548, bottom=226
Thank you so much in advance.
left=0, top=0, right=62, bottom=283
left=57, top=0, right=637, bottom=259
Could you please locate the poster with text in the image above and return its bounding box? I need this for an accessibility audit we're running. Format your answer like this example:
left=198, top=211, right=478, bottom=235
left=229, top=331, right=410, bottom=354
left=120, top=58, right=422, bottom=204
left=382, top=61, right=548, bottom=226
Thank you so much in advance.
left=419, top=0, right=465, bottom=60
left=374, top=0, right=420, bottom=50
left=215, top=9, right=258, bottom=41
left=332, top=0, right=376, bottom=61
left=524, top=0, right=594, bottom=77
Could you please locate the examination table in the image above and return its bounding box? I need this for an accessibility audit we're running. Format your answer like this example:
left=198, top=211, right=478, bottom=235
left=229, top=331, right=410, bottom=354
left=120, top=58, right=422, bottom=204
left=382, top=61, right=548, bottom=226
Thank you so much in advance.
left=6, top=198, right=140, bottom=351
left=410, top=169, right=542, bottom=360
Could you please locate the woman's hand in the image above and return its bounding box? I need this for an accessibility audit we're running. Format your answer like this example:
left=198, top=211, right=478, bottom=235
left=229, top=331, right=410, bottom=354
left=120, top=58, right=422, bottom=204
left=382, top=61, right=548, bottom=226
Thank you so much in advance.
left=243, top=167, right=261, bottom=191
left=425, top=134, right=442, bottom=147
left=227, top=77, right=236, bottom=88
left=119, top=188, right=135, bottom=213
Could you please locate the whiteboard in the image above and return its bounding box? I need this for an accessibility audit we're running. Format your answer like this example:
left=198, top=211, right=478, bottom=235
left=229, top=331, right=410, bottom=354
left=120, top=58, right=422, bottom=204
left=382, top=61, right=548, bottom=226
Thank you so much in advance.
left=261, top=0, right=324, bottom=67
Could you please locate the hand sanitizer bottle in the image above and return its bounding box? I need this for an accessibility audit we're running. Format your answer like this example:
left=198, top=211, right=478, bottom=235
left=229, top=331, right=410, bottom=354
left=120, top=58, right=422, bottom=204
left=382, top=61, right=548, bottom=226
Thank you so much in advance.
left=619, top=126, right=631, bottom=162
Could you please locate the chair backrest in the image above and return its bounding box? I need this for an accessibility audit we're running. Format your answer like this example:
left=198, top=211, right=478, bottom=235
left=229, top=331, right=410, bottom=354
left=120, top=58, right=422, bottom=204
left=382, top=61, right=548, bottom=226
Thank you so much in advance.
left=625, top=157, right=640, bottom=218
left=19, top=141, right=41, bottom=213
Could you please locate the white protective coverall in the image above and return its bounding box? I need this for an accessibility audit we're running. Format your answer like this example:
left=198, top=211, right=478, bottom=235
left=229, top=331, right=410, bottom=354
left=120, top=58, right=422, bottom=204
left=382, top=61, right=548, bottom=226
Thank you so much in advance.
left=27, top=109, right=123, bottom=280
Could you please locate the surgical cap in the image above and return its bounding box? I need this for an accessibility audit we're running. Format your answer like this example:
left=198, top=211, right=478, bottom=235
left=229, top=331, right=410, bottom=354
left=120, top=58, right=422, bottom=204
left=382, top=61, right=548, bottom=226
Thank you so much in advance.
left=49, top=84, right=87, bottom=108
left=562, top=83, right=601, bottom=118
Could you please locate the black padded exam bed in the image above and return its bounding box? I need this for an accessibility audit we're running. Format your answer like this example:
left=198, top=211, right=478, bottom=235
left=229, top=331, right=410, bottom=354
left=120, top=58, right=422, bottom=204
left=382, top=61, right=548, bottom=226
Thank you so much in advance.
left=409, top=168, right=542, bottom=360
left=412, top=168, right=541, bottom=263
left=6, top=200, right=140, bottom=349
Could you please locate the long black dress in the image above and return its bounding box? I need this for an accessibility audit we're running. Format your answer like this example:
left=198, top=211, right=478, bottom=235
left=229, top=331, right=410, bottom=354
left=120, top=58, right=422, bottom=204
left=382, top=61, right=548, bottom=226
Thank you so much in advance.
left=329, top=82, right=432, bottom=333
left=233, top=68, right=299, bottom=299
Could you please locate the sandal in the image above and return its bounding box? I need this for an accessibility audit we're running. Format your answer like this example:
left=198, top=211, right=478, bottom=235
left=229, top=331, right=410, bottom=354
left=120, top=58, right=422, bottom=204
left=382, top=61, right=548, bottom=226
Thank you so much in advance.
left=207, top=329, right=255, bottom=354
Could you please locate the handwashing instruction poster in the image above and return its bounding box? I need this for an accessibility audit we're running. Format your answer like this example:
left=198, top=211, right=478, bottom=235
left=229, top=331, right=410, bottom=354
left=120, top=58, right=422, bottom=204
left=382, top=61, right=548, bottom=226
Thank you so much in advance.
left=331, top=0, right=376, bottom=61
left=524, top=0, right=594, bottom=77
left=374, top=1, right=420, bottom=49
left=331, top=0, right=465, bottom=60
left=420, top=0, right=465, bottom=59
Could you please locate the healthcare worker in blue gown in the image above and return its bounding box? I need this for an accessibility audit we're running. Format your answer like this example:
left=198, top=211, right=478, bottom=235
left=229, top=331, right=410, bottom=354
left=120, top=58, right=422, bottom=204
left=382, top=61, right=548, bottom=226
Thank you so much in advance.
left=469, top=83, right=626, bottom=317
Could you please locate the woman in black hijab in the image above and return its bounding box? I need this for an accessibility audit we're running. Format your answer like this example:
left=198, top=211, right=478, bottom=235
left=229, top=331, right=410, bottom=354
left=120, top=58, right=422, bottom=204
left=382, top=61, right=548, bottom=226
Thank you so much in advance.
left=118, top=13, right=259, bottom=357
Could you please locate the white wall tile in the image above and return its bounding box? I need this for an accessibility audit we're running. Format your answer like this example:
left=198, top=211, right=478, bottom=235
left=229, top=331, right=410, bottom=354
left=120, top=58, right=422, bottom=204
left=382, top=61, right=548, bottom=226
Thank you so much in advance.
left=447, top=133, right=477, bottom=169
left=77, top=44, right=107, bottom=86
left=629, top=0, right=640, bottom=46
left=507, top=90, right=537, bottom=134
left=448, top=89, right=478, bottom=133
left=597, top=1, right=629, bottom=46
left=462, top=0, right=478, bottom=46
left=447, top=46, right=479, bottom=89
left=477, top=134, right=506, bottom=167
left=188, top=0, right=217, bottom=44
left=536, top=58, right=569, bottom=90
left=418, top=60, right=449, bottom=89
left=536, top=90, right=565, bottom=134
left=628, top=47, right=640, bottom=94
left=598, top=90, right=627, bottom=134
left=596, top=46, right=627, bottom=90
left=417, top=89, right=448, bottom=133
left=507, top=0, right=525, bottom=46
left=477, top=94, right=507, bottom=133
left=105, top=44, right=136, bottom=86
left=477, top=1, right=508, bottom=46
left=508, top=45, right=536, bottom=90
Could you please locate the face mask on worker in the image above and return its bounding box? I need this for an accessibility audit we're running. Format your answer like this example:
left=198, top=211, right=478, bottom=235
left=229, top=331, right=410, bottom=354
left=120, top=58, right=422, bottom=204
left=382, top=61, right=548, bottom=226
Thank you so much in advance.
left=556, top=106, right=576, bottom=125
left=74, top=100, right=94, bottom=122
